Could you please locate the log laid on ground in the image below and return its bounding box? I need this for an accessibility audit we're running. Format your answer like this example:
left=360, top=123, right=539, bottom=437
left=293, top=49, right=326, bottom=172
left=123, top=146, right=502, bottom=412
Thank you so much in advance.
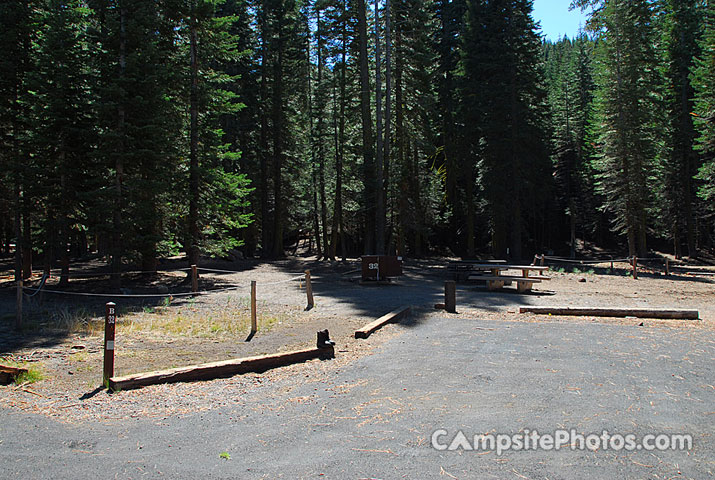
left=108, top=331, right=335, bottom=391
left=0, top=365, right=28, bottom=385
left=355, top=307, right=411, bottom=339
left=519, top=306, right=699, bottom=320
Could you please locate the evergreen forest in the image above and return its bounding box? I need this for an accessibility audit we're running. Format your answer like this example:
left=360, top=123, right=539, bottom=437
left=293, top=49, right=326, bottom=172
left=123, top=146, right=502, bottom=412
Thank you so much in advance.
left=1, top=0, right=714, bottom=285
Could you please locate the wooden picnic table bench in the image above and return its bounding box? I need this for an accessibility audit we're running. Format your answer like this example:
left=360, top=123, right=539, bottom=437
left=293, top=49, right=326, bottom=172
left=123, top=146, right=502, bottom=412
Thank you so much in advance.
left=467, top=264, right=550, bottom=293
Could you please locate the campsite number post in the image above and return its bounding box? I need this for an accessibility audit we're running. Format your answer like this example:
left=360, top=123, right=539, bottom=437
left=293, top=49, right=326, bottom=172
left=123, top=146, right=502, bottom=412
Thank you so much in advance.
left=103, top=302, right=116, bottom=387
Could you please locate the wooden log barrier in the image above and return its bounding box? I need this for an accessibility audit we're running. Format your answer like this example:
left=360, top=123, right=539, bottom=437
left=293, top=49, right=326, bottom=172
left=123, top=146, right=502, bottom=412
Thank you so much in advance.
left=519, top=306, right=699, bottom=320
left=355, top=307, right=411, bottom=339
left=0, top=365, right=28, bottom=385
left=108, top=330, right=336, bottom=391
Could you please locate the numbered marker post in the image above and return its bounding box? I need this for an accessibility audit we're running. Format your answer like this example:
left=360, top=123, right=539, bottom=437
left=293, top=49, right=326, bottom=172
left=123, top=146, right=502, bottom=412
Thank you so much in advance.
left=103, top=302, right=116, bottom=387
left=369, top=261, right=380, bottom=281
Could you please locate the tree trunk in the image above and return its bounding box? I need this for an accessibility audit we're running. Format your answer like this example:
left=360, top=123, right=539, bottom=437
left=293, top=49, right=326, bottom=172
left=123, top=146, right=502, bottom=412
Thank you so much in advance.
left=259, top=4, right=271, bottom=257
left=58, top=170, right=69, bottom=286
left=395, top=20, right=406, bottom=256
left=331, top=5, right=348, bottom=262
left=14, top=178, right=23, bottom=329
left=374, top=0, right=385, bottom=255
left=316, top=9, right=329, bottom=259
left=188, top=5, right=201, bottom=269
left=44, top=210, right=55, bottom=276
left=271, top=15, right=285, bottom=258
left=22, top=205, right=32, bottom=280
left=383, top=0, right=392, bottom=254
left=111, top=4, right=127, bottom=290
left=466, top=164, right=475, bottom=258
left=357, top=0, right=375, bottom=254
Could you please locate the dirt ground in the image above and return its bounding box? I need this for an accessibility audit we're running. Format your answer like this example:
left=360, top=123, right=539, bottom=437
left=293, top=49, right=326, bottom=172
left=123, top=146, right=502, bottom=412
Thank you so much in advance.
left=0, top=254, right=713, bottom=422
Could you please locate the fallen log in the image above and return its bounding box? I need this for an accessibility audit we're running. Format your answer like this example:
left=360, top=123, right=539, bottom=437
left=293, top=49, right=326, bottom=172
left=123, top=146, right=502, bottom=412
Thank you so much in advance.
left=519, top=306, right=699, bottom=320
left=355, top=307, right=411, bottom=339
left=108, top=331, right=335, bottom=391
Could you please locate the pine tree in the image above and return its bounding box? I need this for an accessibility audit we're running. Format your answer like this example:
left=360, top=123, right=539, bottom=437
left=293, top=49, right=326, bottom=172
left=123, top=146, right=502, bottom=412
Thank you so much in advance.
left=30, top=0, right=95, bottom=283
left=178, top=0, right=253, bottom=262
left=692, top=1, right=715, bottom=225
left=545, top=34, right=598, bottom=257
left=659, top=0, right=703, bottom=258
left=590, top=0, right=658, bottom=256
left=460, top=0, right=551, bottom=259
left=0, top=1, right=34, bottom=299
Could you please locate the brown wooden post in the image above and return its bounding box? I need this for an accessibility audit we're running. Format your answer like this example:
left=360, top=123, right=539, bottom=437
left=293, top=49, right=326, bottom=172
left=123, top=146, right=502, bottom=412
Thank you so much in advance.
left=539, top=255, right=545, bottom=266
left=632, top=256, right=638, bottom=279
left=445, top=280, right=456, bottom=313
left=665, top=258, right=670, bottom=276
left=191, top=265, right=198, bottom=292
left=305, top=270, right=314, bottom=310
left=15, top=278, right=22, bottom=329
left=103, top=302, right=117, bottom=387
left=250, top=280, right=257, bottom=334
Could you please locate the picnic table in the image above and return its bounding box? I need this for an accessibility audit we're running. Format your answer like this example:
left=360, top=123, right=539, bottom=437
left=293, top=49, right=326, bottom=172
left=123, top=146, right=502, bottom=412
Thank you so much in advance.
left=447, top=259, right=506, bottom=281
left=467, top=264, right=550, bottom=293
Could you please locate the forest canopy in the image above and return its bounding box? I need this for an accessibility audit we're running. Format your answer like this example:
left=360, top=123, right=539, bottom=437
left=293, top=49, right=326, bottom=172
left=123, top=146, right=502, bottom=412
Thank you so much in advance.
left=1, top=0, right=713, bottom=286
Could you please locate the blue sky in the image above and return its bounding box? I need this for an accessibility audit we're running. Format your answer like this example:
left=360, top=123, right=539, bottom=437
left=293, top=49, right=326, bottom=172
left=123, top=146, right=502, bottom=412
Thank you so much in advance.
left=532, top=0, right=591, bottom=41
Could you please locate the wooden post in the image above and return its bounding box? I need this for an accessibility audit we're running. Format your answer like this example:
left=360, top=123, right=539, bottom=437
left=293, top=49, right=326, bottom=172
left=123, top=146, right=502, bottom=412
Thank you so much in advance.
left=15, top=278, right=22, bottom=329
left=305, top=270, right=314, bottom=310
left=610, top=259, right=614, bottom=272
left=250, top=280, right=257, bottom=334
left=445, top=280, right=456, bottom=313
left=665, top=258, right=670, bottom=276
left=191, top=265, right=198, bottom=292
left=539, top=255, right=545, bottom=266
left=632, top=256, right=638, bottom=279
left=103, top=302, right=117, bottom=387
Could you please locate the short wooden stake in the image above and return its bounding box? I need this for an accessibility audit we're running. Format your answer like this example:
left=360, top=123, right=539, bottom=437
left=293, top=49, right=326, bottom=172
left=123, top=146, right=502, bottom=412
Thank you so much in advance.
left=103, top=302, right=117, bottom=387
left=15, top=278, right=22, bottom=330
left=665, top=258, right=670, bottom=276
left=250, top=280, right=257, bottom=334
left=632, top=256, right=638, bottom=279
left=445, top=280, right=456, bottom=313
left=191, top=265, right=198, bottom=292
left=305, top=270, right=314, bottom=310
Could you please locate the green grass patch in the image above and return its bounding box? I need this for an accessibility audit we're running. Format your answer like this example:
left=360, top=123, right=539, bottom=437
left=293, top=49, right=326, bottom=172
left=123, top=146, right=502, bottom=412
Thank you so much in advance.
left=14, top=366, right=45, bottom=385
left=2, top=358, right=45, bottom=385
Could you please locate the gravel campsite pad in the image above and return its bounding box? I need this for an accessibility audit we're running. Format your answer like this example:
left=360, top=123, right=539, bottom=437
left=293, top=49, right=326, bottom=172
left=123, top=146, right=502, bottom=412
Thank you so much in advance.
left=0, top=256, right=713, bottom=424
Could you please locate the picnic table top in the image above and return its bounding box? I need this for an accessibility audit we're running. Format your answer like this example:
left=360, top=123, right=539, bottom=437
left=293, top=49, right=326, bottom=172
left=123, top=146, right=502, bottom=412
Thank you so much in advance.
left=467, top=264, right=550, bottom=271
left=448, top=259, right=507, bottom=264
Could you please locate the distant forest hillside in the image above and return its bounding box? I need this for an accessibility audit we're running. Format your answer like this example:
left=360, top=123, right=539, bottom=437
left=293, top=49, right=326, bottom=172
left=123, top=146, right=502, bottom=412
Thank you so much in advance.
left=1, top=0, right=713, bottom=284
